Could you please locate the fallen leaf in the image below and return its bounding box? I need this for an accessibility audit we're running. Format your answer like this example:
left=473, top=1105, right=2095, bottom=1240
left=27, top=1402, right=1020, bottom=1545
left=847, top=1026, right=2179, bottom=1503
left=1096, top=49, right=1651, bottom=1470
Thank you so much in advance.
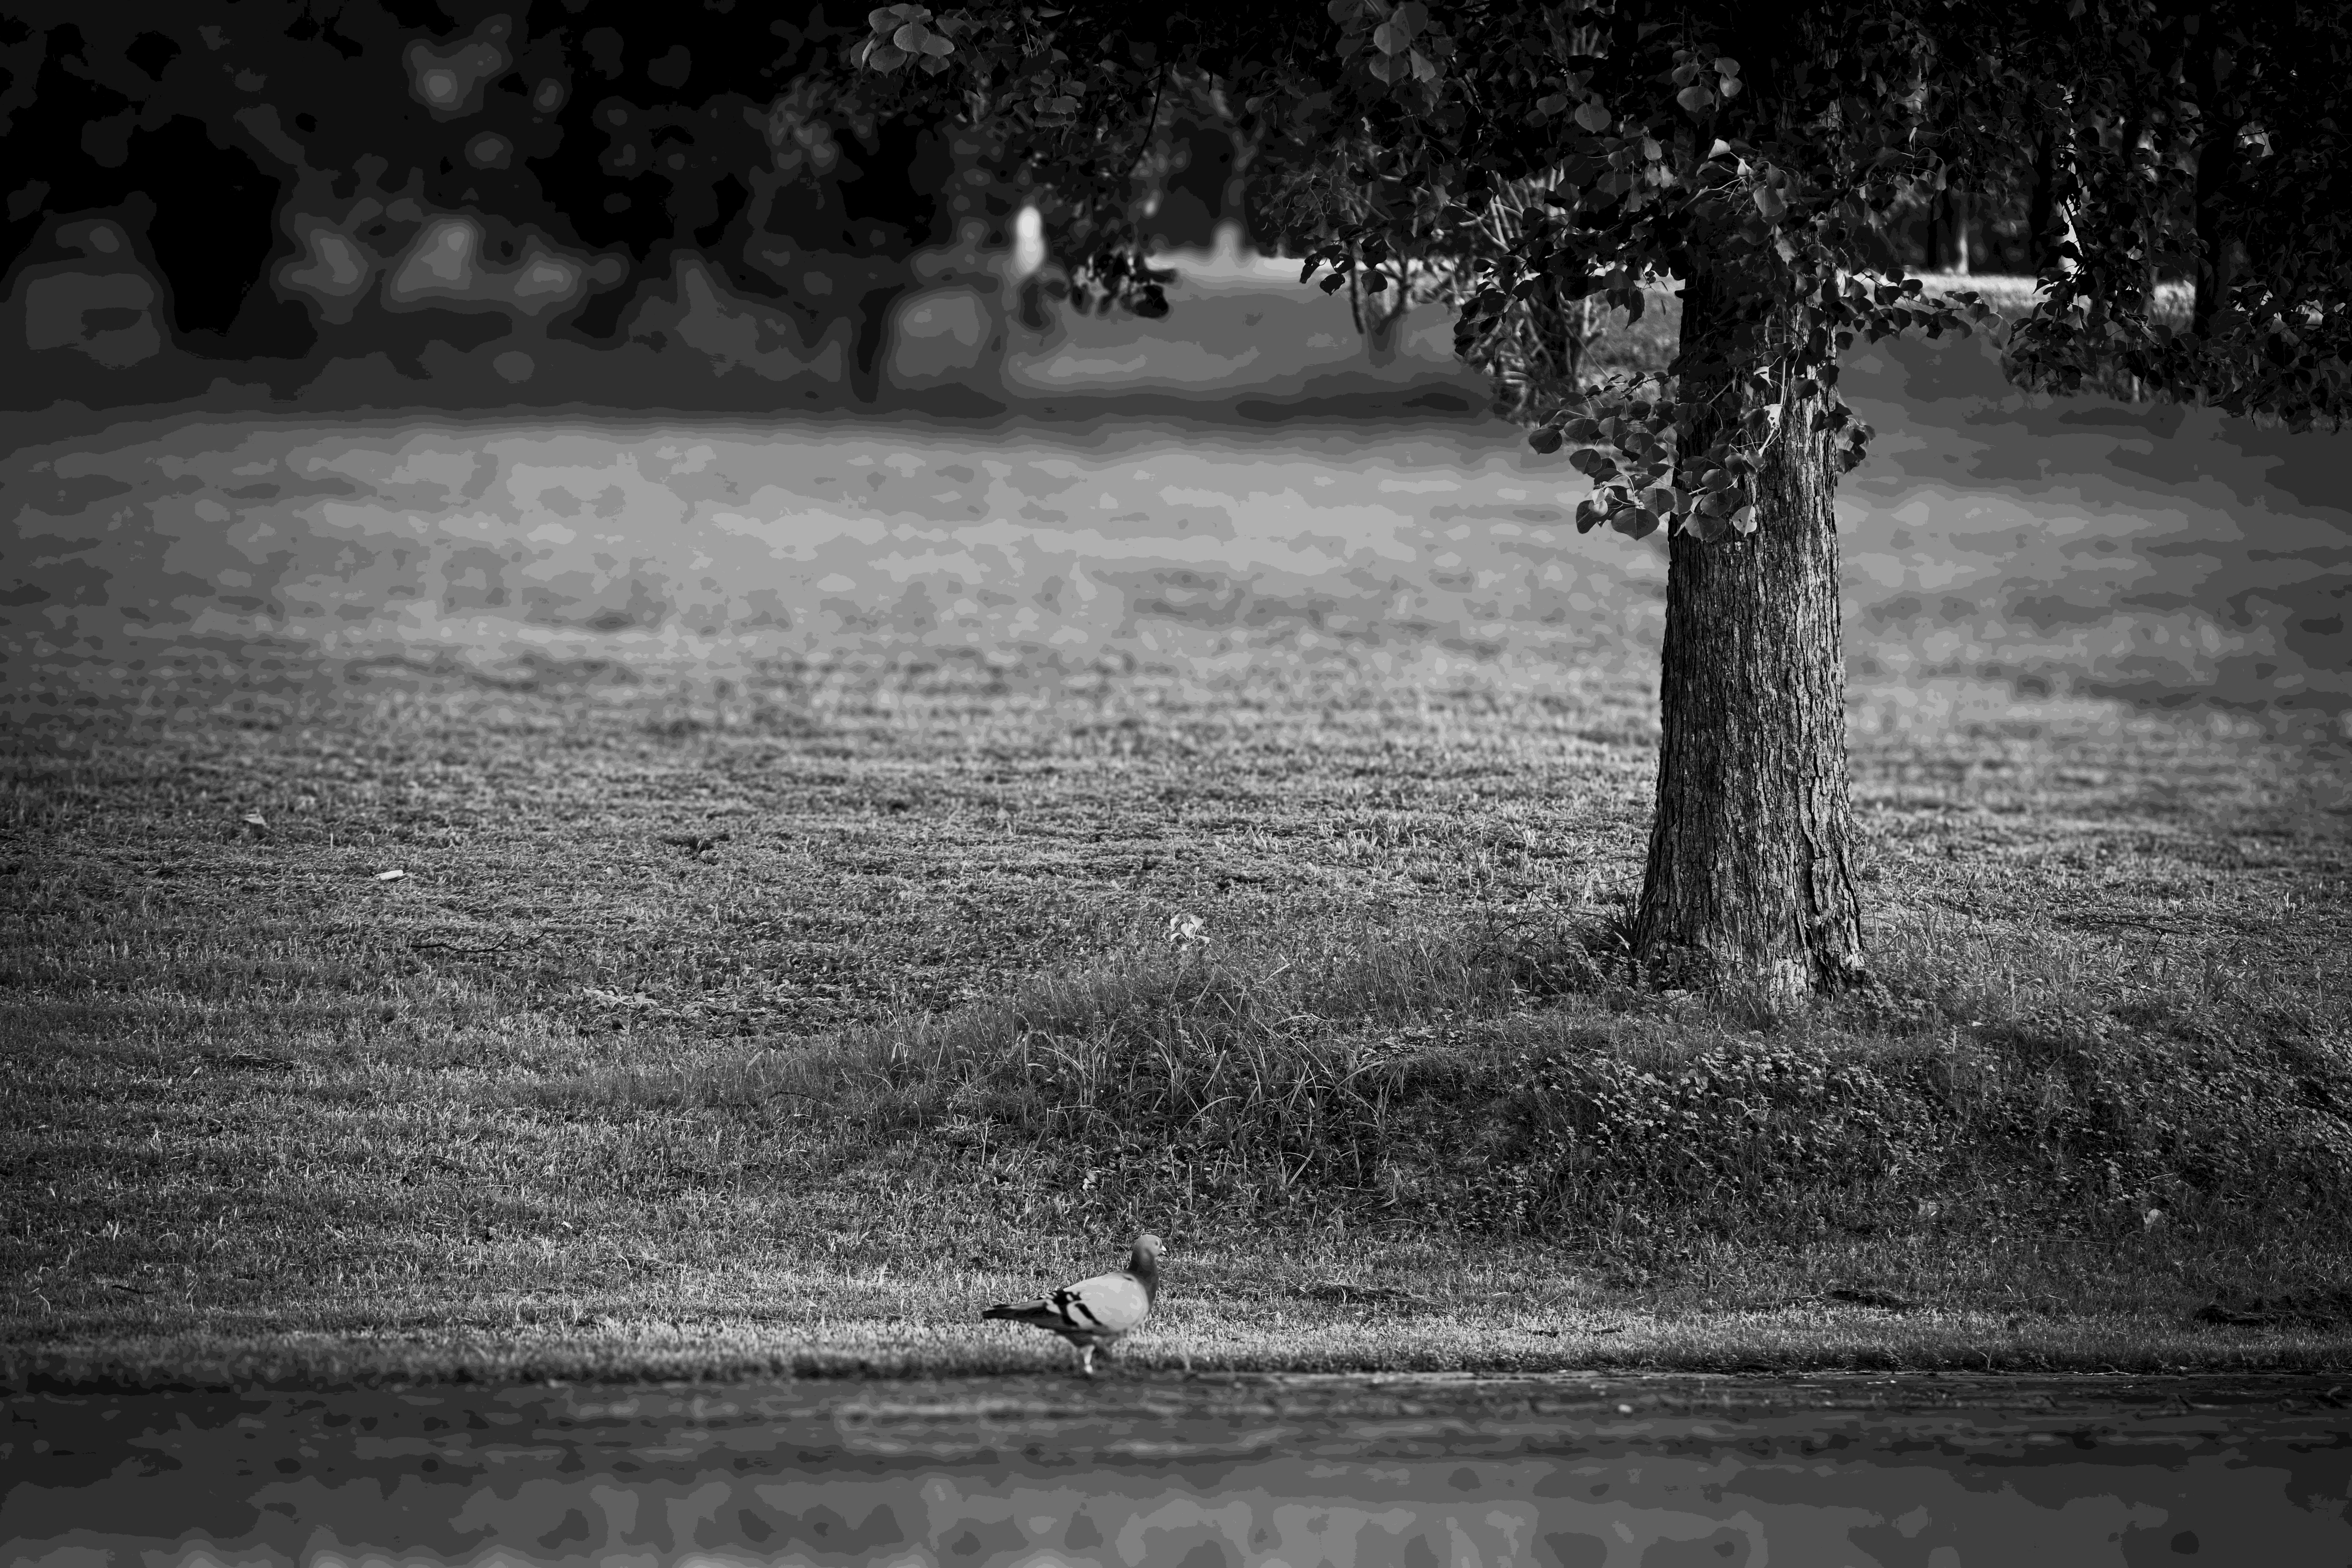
left=375, top=868, right=407, bottom=881
left=241, top=814, right=267, bottom=827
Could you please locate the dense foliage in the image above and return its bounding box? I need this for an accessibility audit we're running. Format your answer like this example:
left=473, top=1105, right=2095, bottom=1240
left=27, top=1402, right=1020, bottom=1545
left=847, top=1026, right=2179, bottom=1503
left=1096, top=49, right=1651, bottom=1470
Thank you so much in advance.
left=830, top=0, right=2350, bottom=541
left=1, top=3, right=997, bottom=398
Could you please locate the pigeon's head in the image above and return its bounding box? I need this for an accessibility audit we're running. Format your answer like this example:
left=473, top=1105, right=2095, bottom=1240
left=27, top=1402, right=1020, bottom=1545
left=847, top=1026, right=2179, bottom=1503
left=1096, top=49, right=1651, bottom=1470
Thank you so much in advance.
left=1128, top=1233, right=1164, bottom=1292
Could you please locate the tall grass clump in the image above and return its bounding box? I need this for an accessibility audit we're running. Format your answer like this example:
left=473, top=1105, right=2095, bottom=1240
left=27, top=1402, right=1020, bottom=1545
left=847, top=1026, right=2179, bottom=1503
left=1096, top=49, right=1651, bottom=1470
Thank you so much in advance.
left=524, top=915, right=2349, bottom=1264
left=859, top=927, right=1554, bottom=1213
left=1481, top=1010, right=2352, bottom=1251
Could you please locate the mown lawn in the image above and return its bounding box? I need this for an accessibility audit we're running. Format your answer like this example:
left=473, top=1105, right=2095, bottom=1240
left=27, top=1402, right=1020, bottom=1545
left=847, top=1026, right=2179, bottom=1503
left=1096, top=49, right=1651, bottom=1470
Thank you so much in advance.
left=4, top=641, right=2348, bottom=1390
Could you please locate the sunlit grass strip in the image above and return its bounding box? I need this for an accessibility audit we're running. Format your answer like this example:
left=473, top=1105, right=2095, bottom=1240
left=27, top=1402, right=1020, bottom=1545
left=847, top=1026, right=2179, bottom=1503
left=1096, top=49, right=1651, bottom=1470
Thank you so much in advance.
left=16, top=1307, right=2349, bottom=1393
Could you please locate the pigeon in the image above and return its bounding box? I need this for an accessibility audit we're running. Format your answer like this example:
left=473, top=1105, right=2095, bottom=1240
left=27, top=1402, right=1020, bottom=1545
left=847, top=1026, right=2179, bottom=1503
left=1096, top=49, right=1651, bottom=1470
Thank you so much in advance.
left=982, top=1233, right=1162, bottom=1376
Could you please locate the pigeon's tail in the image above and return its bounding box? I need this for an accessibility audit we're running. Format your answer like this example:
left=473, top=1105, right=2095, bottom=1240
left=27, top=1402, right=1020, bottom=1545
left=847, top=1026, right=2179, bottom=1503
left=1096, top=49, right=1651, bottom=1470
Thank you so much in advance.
left=982, top=1300, right=1051, bottom=1323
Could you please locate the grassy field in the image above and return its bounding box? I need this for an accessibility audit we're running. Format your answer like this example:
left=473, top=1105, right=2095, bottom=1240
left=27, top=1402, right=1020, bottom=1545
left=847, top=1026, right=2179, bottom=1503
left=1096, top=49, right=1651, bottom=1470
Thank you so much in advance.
left=5, top=272, right=2346, bottom=1390
left=4, top=641, right=2348, bottom=1390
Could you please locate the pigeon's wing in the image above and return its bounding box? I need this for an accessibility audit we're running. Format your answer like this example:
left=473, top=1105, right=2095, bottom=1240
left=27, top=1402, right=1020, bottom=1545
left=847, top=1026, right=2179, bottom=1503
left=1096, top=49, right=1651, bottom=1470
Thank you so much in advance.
left=983, top=1271, right=1149, bottom=1339
left=1052, top=1269, right=1152, bottom=1335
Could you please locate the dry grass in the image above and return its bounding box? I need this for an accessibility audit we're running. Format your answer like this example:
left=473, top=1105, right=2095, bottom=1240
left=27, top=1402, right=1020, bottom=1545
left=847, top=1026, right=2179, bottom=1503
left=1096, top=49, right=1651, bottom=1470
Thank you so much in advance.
left=3, top=643, right=2347, bottom=1389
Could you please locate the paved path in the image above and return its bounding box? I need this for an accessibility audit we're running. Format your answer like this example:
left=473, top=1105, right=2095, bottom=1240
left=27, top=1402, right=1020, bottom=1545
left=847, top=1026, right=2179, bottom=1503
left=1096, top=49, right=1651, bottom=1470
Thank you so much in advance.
left=8, top=1373, right=2347, bottom=1565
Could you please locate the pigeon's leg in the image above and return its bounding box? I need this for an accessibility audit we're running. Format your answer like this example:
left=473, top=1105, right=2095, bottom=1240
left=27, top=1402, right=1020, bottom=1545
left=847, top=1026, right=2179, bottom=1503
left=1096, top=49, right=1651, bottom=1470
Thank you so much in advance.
left=1078, top=1343, right=1097, bottom=1377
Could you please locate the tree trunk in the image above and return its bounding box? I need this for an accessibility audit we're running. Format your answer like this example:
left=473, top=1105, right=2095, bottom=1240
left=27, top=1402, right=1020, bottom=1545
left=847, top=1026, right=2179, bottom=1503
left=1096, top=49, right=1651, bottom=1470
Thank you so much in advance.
left=1631, top=264, right=1867, bottom=1000
left=2186, top=31, right=2241, bottom=336
left=1365, top=284, right=1410, bottom=366
left=2028, top=118, right=2070, bottom=281
left=1949, top=189, right=1971, bottom=275
left=849, top=281, right=915, bottom=404
left=1348, top=253, right=1407, bottom=367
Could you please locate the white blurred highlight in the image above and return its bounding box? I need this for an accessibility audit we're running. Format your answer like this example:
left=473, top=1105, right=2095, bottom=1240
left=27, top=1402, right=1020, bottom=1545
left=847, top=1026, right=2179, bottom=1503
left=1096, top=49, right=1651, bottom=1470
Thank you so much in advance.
left=1011, top=205, right=1045, bottom=280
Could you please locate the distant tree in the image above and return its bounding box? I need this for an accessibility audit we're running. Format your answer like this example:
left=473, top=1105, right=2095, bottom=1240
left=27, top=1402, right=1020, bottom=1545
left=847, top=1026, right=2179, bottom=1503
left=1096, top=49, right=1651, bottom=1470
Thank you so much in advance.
left=825, top=0, right=2351, bottom=998
left=0, top=3, right=1010, bottom=404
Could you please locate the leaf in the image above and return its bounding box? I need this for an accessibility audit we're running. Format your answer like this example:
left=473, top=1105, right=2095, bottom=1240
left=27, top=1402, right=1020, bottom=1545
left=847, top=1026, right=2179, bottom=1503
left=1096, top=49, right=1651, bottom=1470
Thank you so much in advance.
left=1676, top=84, right=1715, bottom=114
left=241, top=813, right=267, bottom=827
left=1529, top=425, right=1565, bottom=454
left=1729, top=505, right=1757, bottom=533
left=375, top=868, right=408, bottom=881
left=1753, top=186, right=1785, bottom=220
left=1574, top=100, right=1611, bottom=132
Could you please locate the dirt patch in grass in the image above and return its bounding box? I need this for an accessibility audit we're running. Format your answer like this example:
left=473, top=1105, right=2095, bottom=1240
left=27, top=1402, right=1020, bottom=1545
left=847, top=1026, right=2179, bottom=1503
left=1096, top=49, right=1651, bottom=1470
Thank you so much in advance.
left=3, top=648, right=2348, bottom=1388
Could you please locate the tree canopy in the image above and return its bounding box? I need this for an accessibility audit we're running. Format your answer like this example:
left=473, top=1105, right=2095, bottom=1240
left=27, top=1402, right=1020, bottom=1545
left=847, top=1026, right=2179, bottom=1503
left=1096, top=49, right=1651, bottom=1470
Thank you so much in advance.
left=827, top=0, right=2351, bottom=530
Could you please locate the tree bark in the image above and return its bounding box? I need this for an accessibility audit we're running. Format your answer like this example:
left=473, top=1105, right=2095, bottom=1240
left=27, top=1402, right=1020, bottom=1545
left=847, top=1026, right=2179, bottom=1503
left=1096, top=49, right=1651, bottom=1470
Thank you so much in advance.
left=1631, top=263, right=1867, bottom=999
